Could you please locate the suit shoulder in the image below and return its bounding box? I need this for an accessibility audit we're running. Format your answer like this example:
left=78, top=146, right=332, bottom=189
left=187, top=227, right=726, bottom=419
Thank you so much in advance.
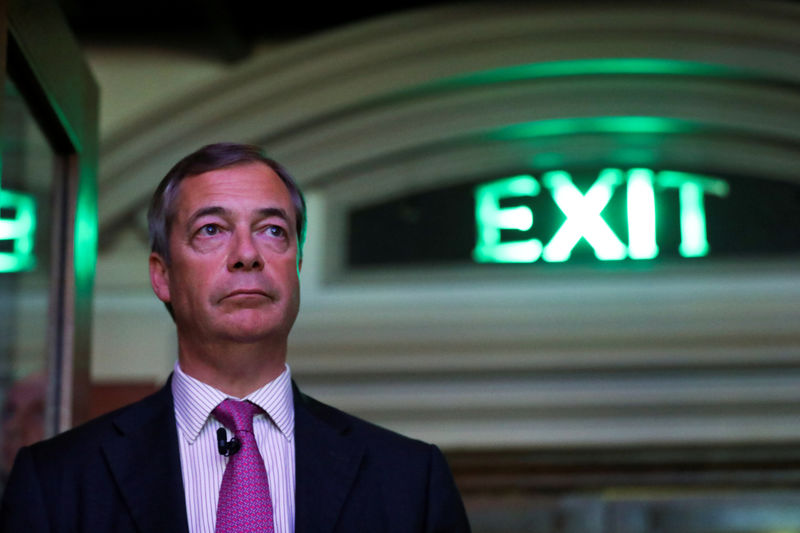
left=26, top=383, right=172, bottom=461
left=295, top=388, right=433, bottom=453
left=293, top=387, right=471, bottom=532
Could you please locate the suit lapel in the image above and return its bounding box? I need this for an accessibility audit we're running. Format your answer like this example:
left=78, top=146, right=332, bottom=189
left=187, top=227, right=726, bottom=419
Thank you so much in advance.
left=101, top=381, right=190, bottom=533
left=294, top=385, right=365, bottom=533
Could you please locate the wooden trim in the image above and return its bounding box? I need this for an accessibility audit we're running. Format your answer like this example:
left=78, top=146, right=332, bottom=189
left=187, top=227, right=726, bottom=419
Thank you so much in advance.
left=88, top=381, right=161, bottom=419
left=446, top=445, right=800, bottom=497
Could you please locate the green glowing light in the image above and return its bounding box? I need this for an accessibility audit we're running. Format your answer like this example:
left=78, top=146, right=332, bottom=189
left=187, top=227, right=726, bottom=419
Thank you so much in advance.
left=378, top=58, right=756, bottom=120
left=657, top=171, right=729, bottom=258
left=679, top=183, right=709, bottom=257
left=473, top=168, right=730, bottom=264
left=74, top=166, right=97, bottom=283
left=626, top=168, right=658, bottom=260
left=490, top=116, right=697, bottom=142
left=473, top=175, right=542, bottom=263
left=0, top=186, right=37, bottom=273
left=542, top=169, right=627, bottom=262
left=441, top=58, right=753, bottom=88
left=411, top=59, right=758, bottom=107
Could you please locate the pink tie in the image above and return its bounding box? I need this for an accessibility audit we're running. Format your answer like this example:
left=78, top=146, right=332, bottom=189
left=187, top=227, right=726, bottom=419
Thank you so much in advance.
left=213, top=399, right=274, bottom=533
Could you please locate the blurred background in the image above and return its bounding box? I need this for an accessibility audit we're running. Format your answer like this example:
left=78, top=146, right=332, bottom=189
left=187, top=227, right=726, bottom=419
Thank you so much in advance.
left=2, top=0, right=800, bottom=531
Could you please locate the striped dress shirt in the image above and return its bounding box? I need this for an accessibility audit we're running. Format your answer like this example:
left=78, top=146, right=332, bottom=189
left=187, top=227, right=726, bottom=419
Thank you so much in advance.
left=171, top=361, right=296, bottom=533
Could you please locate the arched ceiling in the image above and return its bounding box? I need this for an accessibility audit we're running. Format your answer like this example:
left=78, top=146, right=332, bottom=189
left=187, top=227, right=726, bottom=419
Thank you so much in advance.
left=88, top=1, right=800, bottom=250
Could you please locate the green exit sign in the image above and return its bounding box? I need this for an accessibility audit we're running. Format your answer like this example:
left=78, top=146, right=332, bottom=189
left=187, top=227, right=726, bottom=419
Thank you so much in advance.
left=0, top=183, right=37, bottom=273
left=347, top=168, right=799, bottom=268
left=474, top=169, right=728, bottom=263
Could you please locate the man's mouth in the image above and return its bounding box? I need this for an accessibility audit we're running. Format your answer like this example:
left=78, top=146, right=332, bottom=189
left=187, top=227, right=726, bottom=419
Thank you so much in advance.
left=222, top=289, right=272, bottom=301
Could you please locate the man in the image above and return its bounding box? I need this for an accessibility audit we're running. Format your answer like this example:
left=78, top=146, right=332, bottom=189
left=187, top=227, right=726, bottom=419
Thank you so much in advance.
left=0, top=143, right=471, bottom=532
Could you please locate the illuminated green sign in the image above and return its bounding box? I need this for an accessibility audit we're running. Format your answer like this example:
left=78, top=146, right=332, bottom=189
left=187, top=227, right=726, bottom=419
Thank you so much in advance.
left=0, top=182, right=37, bottom=272
left=348, top=169, right=799, bottom=268
left=474, top=169, right=729, bottom=263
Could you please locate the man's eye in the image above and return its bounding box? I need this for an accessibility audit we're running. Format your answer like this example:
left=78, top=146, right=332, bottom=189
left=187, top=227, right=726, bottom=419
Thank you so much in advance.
left=267, top=225, right=286, bottom=238
left=200, top=224, right=220, bottom=236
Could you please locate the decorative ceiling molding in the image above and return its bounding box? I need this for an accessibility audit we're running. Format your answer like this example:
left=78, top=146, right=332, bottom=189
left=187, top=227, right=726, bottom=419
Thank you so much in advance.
left=97, top=1, right=800, bottom=242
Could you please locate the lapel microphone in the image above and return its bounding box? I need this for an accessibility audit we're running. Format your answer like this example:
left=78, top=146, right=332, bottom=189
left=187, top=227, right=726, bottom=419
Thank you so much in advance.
left=216, top=428, right=242, bottom=456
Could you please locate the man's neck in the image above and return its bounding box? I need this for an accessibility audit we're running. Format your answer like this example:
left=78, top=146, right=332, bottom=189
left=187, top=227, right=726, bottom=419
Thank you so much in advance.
left=176, top=338, right=287, bottom=398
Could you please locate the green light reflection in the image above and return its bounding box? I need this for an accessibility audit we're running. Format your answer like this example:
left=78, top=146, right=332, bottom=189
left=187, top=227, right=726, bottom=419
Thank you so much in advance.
left=0, top=186, right=37, bottom=273
left=490, top=116, right=696, bottom=141
left=440, top=58, right=752, bottom=88
left=74, top=169, right=97, bottom=282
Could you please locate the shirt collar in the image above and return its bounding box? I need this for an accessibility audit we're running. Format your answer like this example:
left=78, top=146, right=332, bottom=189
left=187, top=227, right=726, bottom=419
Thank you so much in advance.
left=172, top=360, right=294, bottom=444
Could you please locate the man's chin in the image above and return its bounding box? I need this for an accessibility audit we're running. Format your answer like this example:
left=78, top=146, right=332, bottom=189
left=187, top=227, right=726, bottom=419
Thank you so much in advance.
left=218, top=312, right=284, bottom=342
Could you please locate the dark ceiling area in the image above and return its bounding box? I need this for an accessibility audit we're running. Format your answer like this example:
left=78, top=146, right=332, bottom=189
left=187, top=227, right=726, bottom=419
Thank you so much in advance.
left=57, top=0, right=452, bottom=62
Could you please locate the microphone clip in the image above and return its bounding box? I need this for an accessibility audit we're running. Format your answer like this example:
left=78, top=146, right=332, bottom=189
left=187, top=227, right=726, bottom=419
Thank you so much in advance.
left=216, top=428, right=241, bottom=457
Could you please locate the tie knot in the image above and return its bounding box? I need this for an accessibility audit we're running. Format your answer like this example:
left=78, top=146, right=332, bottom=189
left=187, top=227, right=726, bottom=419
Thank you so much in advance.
left=213, top=399, right=261, bottom=434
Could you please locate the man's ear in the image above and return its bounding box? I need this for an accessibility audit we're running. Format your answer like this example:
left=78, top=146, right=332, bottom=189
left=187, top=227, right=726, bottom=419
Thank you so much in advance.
left=149, top=252, right=171, bottom=304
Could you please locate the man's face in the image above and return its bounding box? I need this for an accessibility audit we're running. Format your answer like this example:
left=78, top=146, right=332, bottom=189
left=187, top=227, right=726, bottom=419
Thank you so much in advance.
left=149, top=162, right=301, bottom=346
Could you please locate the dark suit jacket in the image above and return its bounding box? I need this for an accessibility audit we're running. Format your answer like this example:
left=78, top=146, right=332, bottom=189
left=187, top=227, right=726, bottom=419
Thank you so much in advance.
left=0, top=380, right=470, bottom=533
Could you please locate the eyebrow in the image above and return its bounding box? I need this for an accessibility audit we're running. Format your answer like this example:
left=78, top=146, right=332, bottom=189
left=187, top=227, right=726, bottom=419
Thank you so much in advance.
left=256, top=207, right=291, bottom=223
left=186, top=206, right=229, bottom=230
left=185, top=206, right=292, bottom=230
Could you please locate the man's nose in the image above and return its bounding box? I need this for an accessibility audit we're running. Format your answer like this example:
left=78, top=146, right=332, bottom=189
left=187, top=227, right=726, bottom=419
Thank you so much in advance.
left=228, top=231, right=263, bottom=271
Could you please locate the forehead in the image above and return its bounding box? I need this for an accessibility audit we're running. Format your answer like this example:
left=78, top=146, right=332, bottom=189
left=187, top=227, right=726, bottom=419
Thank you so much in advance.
left=174, top=162, right=293, bottom=217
